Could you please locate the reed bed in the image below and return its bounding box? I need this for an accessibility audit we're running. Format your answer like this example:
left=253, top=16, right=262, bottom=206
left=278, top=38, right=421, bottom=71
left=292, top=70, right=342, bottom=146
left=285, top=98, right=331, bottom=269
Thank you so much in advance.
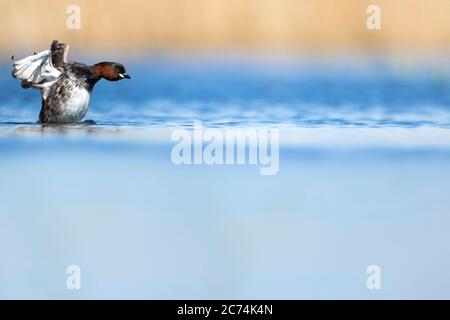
left=0, top=0, right=449, bottom=52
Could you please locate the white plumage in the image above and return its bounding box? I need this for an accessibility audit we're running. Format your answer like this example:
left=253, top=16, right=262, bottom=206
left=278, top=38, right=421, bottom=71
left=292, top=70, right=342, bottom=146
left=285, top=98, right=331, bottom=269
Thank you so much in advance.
left=12, top=50, right=61, bottom=98
left=59, top=86, right=91, bottom=123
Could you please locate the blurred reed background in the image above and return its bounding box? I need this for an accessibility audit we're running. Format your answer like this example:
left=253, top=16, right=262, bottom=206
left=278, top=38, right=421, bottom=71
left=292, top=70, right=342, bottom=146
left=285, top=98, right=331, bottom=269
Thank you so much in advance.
left=0, top=0, right=449, bottom=53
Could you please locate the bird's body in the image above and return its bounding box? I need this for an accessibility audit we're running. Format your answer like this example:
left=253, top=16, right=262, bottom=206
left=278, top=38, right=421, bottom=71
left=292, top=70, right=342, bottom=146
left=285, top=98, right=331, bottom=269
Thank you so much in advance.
left=12, top=40, right=130, bottom=124
left=39, top=63, right=95, bottom=124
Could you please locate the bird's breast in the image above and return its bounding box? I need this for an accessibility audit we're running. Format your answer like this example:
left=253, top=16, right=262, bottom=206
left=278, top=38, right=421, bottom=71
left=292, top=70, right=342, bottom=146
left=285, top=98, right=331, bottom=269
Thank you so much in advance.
left=59, top=86, right=91, bottom=122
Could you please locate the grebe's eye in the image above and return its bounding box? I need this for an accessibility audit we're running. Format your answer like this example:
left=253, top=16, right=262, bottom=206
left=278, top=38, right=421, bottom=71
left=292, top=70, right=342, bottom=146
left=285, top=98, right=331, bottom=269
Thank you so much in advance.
left=119, top=73, right=131, bottom=79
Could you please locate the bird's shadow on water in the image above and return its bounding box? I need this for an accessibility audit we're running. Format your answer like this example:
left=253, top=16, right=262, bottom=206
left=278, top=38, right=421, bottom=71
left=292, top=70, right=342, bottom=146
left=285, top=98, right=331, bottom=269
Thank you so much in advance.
left=0, top=121, right=108, bottom=137
left=0, top=121, right=37, bottom=125
left=0, top=120, right=174, bottom=138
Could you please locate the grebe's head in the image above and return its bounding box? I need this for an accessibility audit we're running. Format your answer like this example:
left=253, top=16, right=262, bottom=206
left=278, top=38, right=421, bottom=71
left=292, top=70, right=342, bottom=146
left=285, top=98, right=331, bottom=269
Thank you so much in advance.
left=95, top=62, right=131, bottom=81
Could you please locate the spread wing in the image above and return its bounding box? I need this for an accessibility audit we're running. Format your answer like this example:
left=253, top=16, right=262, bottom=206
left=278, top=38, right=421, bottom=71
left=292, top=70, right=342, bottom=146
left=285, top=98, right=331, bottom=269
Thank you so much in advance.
left=12, top=50, right=60, bottom=85
left=50, top=40, right=69, bottom=70
left=11, top=40, right=69, bottom=99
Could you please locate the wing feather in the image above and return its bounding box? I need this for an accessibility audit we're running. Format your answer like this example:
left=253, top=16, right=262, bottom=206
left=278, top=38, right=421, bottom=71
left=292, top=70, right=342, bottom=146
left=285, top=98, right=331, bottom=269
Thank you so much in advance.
left=50, top=40, right=69, bottom=70
left=12, top=50, right=61, bottom=83
left=12, top=49, right=62, bottom=99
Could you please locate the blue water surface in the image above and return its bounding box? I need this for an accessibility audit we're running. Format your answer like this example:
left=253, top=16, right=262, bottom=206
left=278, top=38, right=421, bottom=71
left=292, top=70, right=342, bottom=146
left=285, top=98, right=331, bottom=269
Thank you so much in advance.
left=1, top=53, right=450, bottom=128
left=0, top=53, right=450, bottom=299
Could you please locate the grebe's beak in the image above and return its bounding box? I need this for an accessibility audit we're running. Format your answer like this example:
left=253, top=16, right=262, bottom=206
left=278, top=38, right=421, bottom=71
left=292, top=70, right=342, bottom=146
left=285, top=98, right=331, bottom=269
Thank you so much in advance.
left=119, top=73, right=131, bottom=79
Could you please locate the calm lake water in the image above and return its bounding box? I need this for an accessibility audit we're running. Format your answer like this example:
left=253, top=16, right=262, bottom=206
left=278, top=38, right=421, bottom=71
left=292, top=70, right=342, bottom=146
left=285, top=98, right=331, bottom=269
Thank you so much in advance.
left=0, top=53, right=449, bottom=299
